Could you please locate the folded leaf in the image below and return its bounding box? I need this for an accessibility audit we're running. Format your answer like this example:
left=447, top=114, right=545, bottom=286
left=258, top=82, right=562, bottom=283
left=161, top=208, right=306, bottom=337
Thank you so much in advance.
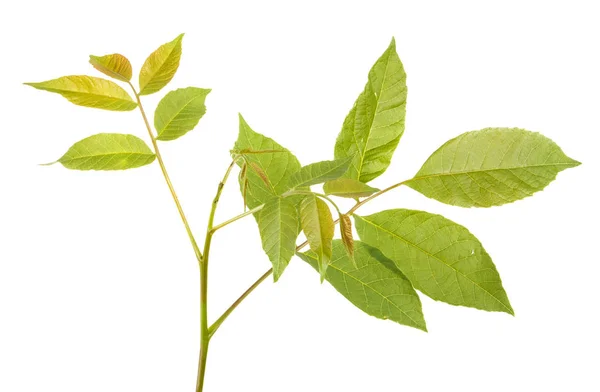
left=298, top=240, right=426, bottom=331
left=339, top=214, right=355, bottom=264
left=154, top=87, right=211, bottom=141
left=89, top=54, right=132, bottom=82
left=355, top=209, right=513, bottom=314
left=139, top=34, right=184, bottom=95
left=288, top=157, right=352, bottom=189
left=258, top=197, right=300, bottom=281
left=233, top=114, right=302, bottom=209
left=25, top=76, right=137, bottom=111
left=300, top=195, right=335, bottom=281
left=407, top=128, right=580, bottom=207
left=323, top=178, right=379, bottom=199
left=51, top=133, right=155, bottom=171
left=334, top=38, right=407, bottom=183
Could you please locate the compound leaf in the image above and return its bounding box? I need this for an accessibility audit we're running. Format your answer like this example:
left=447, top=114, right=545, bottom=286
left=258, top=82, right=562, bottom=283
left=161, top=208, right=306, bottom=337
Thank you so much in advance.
left=89, top=54, right=132, bottom=82
left=25, top=75, right=137, bottom=111
left=51, top=133, right=155, bottom=170
left=154, top=87, right=211, bottom=141
left=288, top=157, right=352, bottom=189
left=407, top=128, right=580, bottom=207
left=258, top=197, right=300, bottom=281
left=334, top=38, right=407, bottom=183
left=323, top=178, right=379, bottom=199
left=298, top=240, right=426, bottom=331
left=300, top=194, right=335, bottom=281
left=355, top=209, right=513, bottom=314
left=139, top=34, right=184, bottom=95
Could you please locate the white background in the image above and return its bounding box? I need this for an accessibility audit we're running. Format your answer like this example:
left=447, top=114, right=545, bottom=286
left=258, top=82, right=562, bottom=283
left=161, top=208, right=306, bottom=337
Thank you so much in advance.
left=1, top=1, right=598, bottom=391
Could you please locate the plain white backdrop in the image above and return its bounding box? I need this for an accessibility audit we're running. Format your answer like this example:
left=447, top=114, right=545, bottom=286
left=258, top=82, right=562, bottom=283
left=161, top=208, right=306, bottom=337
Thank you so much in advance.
left=1, top=1, right=598, bottom=391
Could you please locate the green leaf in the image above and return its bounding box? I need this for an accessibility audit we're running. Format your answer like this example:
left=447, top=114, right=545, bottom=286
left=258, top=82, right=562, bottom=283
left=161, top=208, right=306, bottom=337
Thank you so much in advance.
left=154, top=87, right=211, bottom=141
left=233, top=114, right=302, bottom=209
left=355, top=209, right=513, bottom=314
left=334, top=38, right=407, bottom=183
left=288, top=157, right=352, bottom=189
left=406, top=128, right=580, bottom=207
left=89, top=54, right=132, bottom=82
left=25, top=76, right=137, bottom=111
left=139, top=34, right=184, bottom=96
left=50, top=133, right=156, bottom=171
left=339, top=214, right=355, bottom=265
left=258, top=197, right=300, bottom=281
left=298, top=240, right=426, bottom=331
left=300, top=194, right=335, bottom=281
left=323, top=178, right=379, bottom=199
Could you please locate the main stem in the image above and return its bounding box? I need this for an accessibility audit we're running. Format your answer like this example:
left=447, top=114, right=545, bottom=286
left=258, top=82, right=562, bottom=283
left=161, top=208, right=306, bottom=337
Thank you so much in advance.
left=196, top=160, right=237, bottom=392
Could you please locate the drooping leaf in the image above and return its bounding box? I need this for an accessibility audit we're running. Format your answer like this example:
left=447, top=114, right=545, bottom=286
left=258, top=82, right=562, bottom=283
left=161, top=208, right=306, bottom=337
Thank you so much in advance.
left=258, top=197, right=300, bottom=281
left=323, top=178, right=379, bottom=199
left=139, top=34, right=184, bottom=96
left=334, top=38, right=407, bottom=183
left=406, top=128, right=580, bottom=207
left=50, top=133, right=155, bottom=171
left=233, top=114, right=302, bottom=209
left=25, top=76, right=137, bottom=111
left=339, top=214, right=355, bottom=264
left=298, top=240, right=426, bottom=331
left=154, top=87, right=211, bottom=141
left=248, top=161, right=271, bottom=188
left=288, top=157, right=352, bottom=189
left=89, top=54, right=132, bottom=82
left=355, top=209, right=513, bottom=314
left=300, top=194, right=335, bottom=281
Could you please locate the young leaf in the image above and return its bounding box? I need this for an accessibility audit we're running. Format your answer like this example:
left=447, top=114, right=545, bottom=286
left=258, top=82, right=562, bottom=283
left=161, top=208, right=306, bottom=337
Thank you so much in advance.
left=25, top=76, right=137, bottom=111
left=355, top=209, right=513, bottom=314
left=334, top=38, right=407, bottom=183
left=154, top=87, right=211, bottom=141
left=139, top=34, right=184, bottom=96
left=406, top=128, right=580, bottom=207
left=89, top=54, right=132, bottom=82
left=300, top=194, right=335, bottom=281
left=288, top=156, right=352, bottom=189
left=258, top=197, right=300, bottom=281
left=233, top=114, right=302, bottom=209
left=298, top=240, right=426, bottom=331
left=339, top=214, right=355, bottom=264
left=323, top=178, right=379, bottom=198
left=50, top=133, right=156, bottom=171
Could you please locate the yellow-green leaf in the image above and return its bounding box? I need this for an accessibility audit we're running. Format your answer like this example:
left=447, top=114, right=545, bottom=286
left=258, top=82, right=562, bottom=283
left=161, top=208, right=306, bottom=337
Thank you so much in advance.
left=154, top=87, right=211, bottom=141
left=406, top=128, right=581, bottom=207
left=323, top=178, right=379, bottom=199
left=25, top=76, right=137, bottom=111
left=298, top=240, right=426, bottom=331
left=89, top=54, right=132, bottom=82
left=339, top=214, right=355, bottom=265
left=300, top=194, right=335, bottom=281
left=50, top=133, right=155, bottom=171
left=139, top=34, right=184, bottom=96
left=288, top=157, right=353, bottom=189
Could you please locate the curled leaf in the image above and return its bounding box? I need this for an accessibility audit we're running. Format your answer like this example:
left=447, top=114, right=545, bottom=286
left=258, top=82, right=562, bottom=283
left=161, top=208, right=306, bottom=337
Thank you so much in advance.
left=89, top=54, right=132, bottom=82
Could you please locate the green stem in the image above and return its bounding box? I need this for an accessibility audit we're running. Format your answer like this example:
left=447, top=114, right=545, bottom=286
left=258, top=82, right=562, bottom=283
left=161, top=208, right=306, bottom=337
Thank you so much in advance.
left=196, top=159, right=237, bottom=392
left=128, top=82, right=203, bottom=263
left=210, top=204, right=264, bottom=233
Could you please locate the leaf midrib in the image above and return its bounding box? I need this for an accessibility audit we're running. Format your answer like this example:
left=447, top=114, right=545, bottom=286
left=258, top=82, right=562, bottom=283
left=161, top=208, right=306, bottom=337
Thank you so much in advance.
left=357, top=215, right=513, bottom=313
left=157, top=92, right=204, bottom=135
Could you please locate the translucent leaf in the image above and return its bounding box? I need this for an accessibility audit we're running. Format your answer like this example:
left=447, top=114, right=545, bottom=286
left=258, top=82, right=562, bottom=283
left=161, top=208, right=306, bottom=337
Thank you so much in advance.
left=50, top=133, right=155, bottom=171
left=406, top=128, right=580, bottom=207
left=323, top=178, right=379, bottom=199
left=139, top=34, right=184, bottom=96
left=334, top=38, right=407, bottom=183
left=298, top=240, right=426, bottom=331
left=355, top=209, right=513, bottom=314
left=300, top=194, right=335, bottom=281
left=25, top=76, right=137, bottom=111
left=288, top=157, right=352, bottom=189
left=258, top=197, right=300, bottom=281
left=233, top=114, right=302, bottom=209
left=154, top=87, right=211, bottom=141
left=89, top=54, right=132, bottom=82
left=339, top=214, right=355, bottom=264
